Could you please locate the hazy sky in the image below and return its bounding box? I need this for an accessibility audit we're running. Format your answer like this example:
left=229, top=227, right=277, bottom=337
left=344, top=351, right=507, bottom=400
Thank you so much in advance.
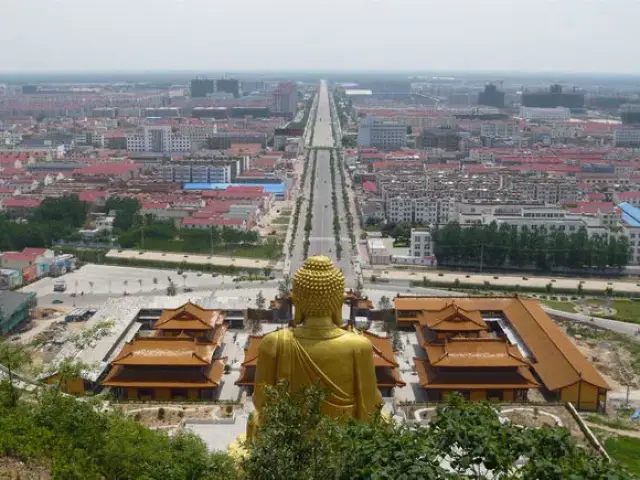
left=1, top=0, right=638, bottom=74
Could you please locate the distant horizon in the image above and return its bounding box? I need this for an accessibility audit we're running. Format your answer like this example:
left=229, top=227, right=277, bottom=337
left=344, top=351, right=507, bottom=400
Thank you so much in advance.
left=2, top=69, right=640, bottom=85
left=1, top=68, right=640, bottom=76
left=3, top=0, right=639, bottom=76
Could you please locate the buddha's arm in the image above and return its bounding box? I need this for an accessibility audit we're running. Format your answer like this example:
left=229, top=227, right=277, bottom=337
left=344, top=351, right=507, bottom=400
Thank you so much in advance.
left=354, top=339, right=383, bottom=420
left=253, top=333, right=278, bottom=412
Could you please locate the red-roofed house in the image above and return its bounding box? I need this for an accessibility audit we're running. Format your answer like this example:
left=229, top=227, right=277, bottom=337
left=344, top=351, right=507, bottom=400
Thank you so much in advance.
left=72, top=163, right=141, bottom=180
left=139, top=202, right=190, bottom=223
left=0, top=197, right=42, bottom=217
left=363, top=181, right=377, bottom=193
left=614, top=191, right=640, bottom=207
left=77, top=190, right=108, bottom=206
left=0, top=187, right=18, bottom=199
left=566, top=202, right=619, bottom=228
left=226, top=143, right=262, bottom=156
left=585, top=192, right=605, bottom=202
left=0, top=247, right=52, bottom=273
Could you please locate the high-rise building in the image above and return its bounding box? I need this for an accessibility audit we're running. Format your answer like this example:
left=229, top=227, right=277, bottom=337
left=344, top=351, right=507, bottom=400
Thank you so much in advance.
left=190, top=78, right=215, bottom=98
left=620, top=104, right=640, bottom=125
left=216, top=79, right=241, bottom=98
left=271, top=82, right=298, bottom=118
left=477, top=84, right=505, bottom=108
left=521, top=84, right=584, bottom=110
left=419, top=128, right=460, bottom=151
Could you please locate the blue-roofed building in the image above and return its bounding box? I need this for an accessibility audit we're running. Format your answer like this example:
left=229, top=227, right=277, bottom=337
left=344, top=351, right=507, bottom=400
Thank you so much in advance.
left=618, top=202, right=640, bottom=265
left=618, top=202, right=640, bottom=227
left=183, top=182, right=286, bottom=199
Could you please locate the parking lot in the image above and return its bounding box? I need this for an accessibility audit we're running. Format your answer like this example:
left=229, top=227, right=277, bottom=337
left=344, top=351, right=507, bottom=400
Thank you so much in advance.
left=20, top=264, right=236, bottom=301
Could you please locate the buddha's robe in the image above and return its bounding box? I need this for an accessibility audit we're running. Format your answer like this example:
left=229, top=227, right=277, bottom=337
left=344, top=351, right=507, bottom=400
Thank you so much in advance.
left=250, top=324, right=382, bottom=435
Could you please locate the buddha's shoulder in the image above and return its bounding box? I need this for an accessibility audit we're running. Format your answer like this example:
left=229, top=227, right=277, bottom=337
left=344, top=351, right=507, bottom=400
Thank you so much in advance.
left=258, top=328, right=291, bottom=353
left=263, top=328, right=292, bottom=343
left=339, top=331, right=374, bottom=351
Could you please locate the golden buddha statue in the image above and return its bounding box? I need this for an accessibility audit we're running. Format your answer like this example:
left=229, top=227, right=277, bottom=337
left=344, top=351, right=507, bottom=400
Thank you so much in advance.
left=247, top=256, right=382, bottom=438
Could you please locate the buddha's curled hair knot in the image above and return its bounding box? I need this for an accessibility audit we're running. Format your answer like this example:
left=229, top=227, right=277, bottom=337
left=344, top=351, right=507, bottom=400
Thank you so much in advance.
left=292, top=256, right=345, bottom=326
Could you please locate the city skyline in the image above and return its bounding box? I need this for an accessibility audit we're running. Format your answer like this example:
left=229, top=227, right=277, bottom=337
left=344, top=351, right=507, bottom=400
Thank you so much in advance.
left=1, top=0, right=639, bottom=74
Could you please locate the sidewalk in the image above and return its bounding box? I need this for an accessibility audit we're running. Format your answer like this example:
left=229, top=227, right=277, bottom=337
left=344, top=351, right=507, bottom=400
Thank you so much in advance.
left=363, top=268, right=640, bottom=294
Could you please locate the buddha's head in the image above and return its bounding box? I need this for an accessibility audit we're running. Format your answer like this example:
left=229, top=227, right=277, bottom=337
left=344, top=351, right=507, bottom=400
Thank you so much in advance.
left=292, top=256, right=345, bottom=326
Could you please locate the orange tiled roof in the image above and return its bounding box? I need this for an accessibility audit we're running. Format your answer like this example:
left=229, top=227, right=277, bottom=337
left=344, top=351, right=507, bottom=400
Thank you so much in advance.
left=414, top=358, right=539, bottom=390
left=505, top=299, right=610, bottom=391
left=237, top=326, right=404, bottom=388
left=236, top=365, right=256, bottom=386
left=111, top=337, right=216, bottom=367
left=409, top=301, right=488, bottom=332
left=154, top=302, right=225, bottom=331
left=398, top=296, right=610, bottom=392
left=344, top=325, right=398, bottom=368
left=424, top=338, right=530, bottom=368
left=241, top=335, right=262, bottom=367
left=103, top=360, right=226, bottom=388
left=376, top=367, right=406, bottom=387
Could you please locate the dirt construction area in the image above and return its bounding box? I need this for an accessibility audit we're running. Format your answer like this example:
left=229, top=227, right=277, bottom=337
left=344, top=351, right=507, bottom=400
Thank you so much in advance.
left=560, top=321, right=640, bottom=410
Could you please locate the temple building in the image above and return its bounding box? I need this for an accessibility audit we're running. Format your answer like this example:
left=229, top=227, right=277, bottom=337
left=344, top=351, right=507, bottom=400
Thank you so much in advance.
left=395, top=296, right=610, bottom=411
left=102, top=302, right=227, bottom=401
left=236, top=324, right=405, bottom=397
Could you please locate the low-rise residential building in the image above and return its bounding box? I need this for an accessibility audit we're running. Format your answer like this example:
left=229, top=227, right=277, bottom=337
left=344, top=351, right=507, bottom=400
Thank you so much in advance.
left=0, top=290, right=37, bottom=334
left=0, top=197, right=42, bottom=217
left=618, top=202, right=640, bottom=265
left=613, top=127, right=640, bottom=147
left=480, top=121, right=520, bottom=138
left=614, top=191, right=640, bottom=207
left=410, top=229, right=434, bottom=258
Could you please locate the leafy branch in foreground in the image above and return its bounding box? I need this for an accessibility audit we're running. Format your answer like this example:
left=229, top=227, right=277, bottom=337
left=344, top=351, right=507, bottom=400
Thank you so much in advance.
left=243, top=382, right=630, bottom=480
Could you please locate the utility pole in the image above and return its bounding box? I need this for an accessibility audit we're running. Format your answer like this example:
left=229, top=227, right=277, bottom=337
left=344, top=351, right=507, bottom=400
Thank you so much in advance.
left=479, top=243, right=484, bottom=273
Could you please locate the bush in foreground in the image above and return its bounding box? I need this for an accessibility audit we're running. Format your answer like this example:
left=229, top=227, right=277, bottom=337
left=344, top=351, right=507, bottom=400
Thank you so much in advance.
left=0, top=384, right=239, bottom=479
left=243, top=382, right=630, bottom=480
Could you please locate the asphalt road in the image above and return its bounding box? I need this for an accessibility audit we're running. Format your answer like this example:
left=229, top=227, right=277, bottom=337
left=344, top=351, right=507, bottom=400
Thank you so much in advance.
left=288, top=80, right=356, bottom=286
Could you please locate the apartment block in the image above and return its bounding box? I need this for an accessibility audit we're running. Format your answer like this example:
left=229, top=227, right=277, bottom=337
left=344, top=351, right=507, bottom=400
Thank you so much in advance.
left=158, top=164, right=233, bottom=183
left=126, top=126, right=191, bottom=153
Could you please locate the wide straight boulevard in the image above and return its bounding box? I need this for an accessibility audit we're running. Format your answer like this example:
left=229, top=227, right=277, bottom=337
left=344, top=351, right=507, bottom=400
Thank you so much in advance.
left=290, top=81, right=356, bottom=286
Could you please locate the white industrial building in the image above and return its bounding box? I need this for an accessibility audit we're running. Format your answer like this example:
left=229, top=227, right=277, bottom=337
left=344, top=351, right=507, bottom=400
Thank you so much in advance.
left=367, top=238, right=391, bottom=265
left=519, top=107, right=571, bottom=121
left=357, top=117, right=407, bottom=149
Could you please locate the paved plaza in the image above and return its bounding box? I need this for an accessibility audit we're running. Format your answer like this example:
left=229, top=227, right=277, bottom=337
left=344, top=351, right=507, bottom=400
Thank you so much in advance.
left=106, top=249, right=274, bottom=270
